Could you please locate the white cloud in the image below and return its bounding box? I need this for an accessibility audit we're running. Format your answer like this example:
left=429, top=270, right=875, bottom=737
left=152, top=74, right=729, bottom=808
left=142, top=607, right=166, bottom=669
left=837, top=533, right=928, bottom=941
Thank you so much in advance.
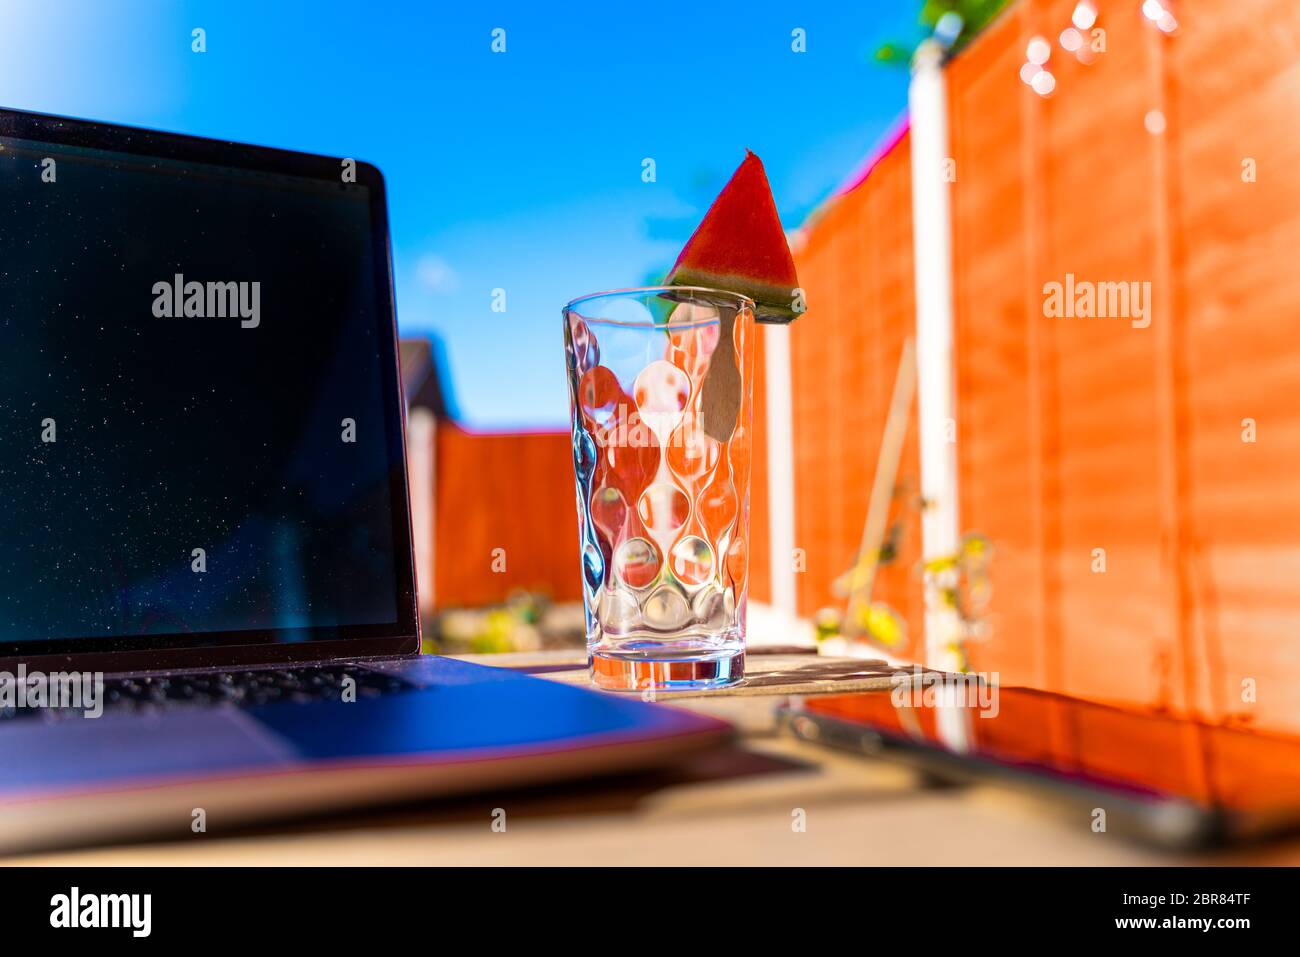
left=415, top=254, right=458, bottom=294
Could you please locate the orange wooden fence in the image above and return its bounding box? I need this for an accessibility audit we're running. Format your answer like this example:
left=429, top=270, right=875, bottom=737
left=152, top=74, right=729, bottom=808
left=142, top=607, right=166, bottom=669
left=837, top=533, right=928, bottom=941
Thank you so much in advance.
left=784, top=134, right=924, bottom=645
left=782, top=0, right=1300, bottom=732
left=430, top=422, right=581, bottom=608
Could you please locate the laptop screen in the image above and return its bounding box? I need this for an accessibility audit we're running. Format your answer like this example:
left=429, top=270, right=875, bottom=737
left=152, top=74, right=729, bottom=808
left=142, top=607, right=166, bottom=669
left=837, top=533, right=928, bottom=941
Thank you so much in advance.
left=0, top=112, right=416, bottom=658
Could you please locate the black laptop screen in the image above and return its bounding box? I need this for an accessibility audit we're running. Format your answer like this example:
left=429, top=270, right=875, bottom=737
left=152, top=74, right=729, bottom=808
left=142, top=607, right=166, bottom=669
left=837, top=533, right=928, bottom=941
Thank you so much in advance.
left=0, top=117, right=414, bottom=655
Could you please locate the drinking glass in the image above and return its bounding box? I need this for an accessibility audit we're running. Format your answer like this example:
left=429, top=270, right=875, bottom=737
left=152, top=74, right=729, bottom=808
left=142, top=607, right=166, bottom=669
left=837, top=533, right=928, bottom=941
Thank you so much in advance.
left=562, top=287, right=755, bottom=691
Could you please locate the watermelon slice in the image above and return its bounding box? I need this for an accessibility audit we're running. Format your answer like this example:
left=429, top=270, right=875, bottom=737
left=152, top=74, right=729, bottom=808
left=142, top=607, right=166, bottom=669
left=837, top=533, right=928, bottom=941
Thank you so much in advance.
left=666, top=150, right=805, bottom=323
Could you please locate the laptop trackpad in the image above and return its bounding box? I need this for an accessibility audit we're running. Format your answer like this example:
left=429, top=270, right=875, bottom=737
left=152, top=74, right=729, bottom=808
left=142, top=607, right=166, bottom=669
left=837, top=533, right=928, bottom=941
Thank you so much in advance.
left=0, top=709, right=297, bottom=792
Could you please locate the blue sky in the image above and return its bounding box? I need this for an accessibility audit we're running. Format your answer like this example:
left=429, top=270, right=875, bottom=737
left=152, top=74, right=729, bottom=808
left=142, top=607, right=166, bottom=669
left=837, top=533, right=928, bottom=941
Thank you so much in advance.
left=1, top=0, right=924, bottom=428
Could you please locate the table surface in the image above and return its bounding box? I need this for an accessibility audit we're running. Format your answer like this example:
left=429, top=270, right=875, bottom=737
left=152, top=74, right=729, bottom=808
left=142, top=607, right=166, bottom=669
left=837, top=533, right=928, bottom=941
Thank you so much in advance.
left=11, top=650, right=1300, bottom=866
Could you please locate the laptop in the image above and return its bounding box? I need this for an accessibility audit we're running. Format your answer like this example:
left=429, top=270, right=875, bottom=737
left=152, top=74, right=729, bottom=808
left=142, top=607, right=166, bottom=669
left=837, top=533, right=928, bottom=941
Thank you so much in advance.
left=0, top=107, right=729, bottom=854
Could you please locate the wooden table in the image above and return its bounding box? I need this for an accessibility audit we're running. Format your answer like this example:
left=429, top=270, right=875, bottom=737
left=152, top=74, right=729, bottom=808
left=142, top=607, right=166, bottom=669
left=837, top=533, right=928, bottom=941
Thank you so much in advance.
left=11, top=650, right=1300, bottom=865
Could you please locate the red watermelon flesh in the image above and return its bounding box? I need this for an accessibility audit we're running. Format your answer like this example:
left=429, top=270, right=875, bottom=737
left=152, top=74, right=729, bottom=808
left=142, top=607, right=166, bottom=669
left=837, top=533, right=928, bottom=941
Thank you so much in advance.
left=666, top=150, right=804, bottom=323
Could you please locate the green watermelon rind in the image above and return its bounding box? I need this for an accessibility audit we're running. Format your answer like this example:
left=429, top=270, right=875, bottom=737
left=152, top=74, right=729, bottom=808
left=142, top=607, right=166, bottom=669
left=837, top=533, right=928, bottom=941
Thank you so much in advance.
left=668, top=266, right=803, bottom=324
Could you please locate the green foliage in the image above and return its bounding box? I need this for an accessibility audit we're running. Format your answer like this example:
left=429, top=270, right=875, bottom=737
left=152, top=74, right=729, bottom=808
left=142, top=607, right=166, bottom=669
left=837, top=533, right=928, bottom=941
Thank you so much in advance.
left=919, top=0, right=1011, bottom=35
left=875, top=0, right=1014, bottom=66
left=875, top=42, right=913, bottom=65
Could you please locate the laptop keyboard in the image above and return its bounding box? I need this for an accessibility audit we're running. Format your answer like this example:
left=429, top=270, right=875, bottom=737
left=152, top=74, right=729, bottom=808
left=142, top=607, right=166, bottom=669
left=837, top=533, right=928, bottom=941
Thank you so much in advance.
left=0, top=664, right=416, bottom=721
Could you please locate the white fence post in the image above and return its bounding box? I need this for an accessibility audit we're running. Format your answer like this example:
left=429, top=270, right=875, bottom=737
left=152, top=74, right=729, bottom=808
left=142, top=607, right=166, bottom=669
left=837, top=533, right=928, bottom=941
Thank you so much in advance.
left=909, top=39, right=965, bottom=674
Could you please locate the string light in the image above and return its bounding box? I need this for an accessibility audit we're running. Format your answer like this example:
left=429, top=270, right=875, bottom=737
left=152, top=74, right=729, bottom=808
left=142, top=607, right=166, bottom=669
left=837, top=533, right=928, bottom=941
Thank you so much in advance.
left=1143, top=1, right=1179, bottom=34
left=1030, top=71, right=1056, bottom=96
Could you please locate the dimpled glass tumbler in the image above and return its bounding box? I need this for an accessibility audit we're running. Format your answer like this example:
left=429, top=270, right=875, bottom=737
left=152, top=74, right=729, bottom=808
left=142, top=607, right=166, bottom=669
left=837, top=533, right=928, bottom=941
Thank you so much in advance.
left=563, top=287, right=755, bottom=691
